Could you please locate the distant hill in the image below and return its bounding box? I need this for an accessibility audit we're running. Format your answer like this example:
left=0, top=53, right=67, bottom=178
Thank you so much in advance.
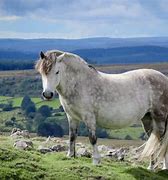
left=73, top=45, right=168, bottom=64
left=0, top=37, right=168, bottom=70
left=1, top=37, right=168, bottom=52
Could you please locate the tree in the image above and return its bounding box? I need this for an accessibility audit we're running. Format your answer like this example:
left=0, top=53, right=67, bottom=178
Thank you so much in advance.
left=37, top=122, right=64, bottom=137
left=38, top=105, right=51, bottom=117
left=25, top=104, right=36, bottom=116
left=96, top=127, right=109, bottom=138
left=21, top=95, right=33, bottom=110
left=21, top=95, right=36, bottom=117
left=125, top=135, right=133, bottom=140
left=33, top=113, right=46, bottom=128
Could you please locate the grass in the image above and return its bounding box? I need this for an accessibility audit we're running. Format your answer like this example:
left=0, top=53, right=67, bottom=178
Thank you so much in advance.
left=0, top=96, right=61, bottom=109
left=108, top=127, right=144, bottom=140
left=0, top=95, right=144, bottom=140
left=0, top=135, right=168, bottom=180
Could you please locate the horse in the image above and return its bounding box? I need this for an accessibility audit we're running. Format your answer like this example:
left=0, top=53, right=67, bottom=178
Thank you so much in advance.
left=35, top=50, right=168, bottom=170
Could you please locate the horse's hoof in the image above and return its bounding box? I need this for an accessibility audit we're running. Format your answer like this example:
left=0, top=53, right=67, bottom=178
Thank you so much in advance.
left=67, top=152, right=75, bottom=158
left=147, top=166, right=155, bottom=171
left=93, top=158, right=101, bottom=165
left=162, top=167, right=168, bottom=170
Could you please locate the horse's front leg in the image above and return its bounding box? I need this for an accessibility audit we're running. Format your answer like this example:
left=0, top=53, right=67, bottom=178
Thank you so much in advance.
left=85, top=114, right=101, bottom=165
left=67, top=117, right=78, bottom=158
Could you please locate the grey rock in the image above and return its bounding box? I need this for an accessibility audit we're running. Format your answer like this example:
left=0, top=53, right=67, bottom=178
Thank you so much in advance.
left=77, top=147, right=91, bottom=158
left=13, top=140, right=33, bottom=150
left=38, top=146, right=52, bottom=154
left=51, top=144, right=67, bottom=152
left=106, top=147, right=127, bottom=161
left=11, top=129, right=30, bottom=139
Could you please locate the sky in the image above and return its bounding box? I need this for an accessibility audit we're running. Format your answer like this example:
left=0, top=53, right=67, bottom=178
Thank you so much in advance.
left=0, top=0, right=168, bottom=39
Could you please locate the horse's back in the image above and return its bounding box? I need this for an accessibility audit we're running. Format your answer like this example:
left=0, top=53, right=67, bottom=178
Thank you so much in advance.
left=96, top=69, right=168, bottom=129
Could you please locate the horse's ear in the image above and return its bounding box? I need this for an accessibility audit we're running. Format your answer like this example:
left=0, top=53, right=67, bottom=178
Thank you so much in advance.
left=40, top=51, right=45, bottom=59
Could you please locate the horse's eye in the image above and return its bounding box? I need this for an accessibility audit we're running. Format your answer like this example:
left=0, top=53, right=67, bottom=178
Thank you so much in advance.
left=56, top=71, right=59, bottom=75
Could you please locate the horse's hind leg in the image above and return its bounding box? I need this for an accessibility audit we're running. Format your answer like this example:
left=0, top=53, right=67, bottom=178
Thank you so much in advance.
left=67, top=116, right=78, bottom=158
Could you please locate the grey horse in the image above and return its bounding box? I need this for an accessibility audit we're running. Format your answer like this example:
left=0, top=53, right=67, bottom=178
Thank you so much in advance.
left=36, top=50, right=168, bottom=170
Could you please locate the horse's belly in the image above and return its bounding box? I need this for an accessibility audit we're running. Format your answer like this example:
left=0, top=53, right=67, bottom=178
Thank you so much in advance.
left=97, top=101, right=148, bottom=129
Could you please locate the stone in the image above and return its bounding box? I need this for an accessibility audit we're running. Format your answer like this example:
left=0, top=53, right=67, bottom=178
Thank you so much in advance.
left=21, top=130, right=30, bottom=138
left=105, top=147, right=127, bottom=161
left=51, top=144, right=67, bottom=152
left=13, top=140, right=33, bottom=150
left=11, top=129, right=30, bottom=139
left=38, top=146, right=52, bottom=154
left=11, top=128, right=21, bottom=135
left=98, top=145, right=110, bottom=152
left=77, top=147, right=92, bottom=158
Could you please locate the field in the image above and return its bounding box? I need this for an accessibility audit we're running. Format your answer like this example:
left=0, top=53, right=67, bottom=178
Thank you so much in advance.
left=1, top=64, right=168, bottom=179
left=0, top=135, right=168, bottom=180
left=0, top=96, right=61, bottom=109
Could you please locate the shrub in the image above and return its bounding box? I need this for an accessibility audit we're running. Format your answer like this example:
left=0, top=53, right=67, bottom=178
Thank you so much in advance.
left=25, top=104, right=36, bottom=116
left=125, top=135, right=133, bottom=140
left=38, top=105, right=51, bottom=117
left=37, top=122, right=64, bottom=137
left=5, top=120, right=14, bottom=127
left=21, top=95, right=36, bottom=118
left=96, top=127, right=109, bottom=138
left=2, top=103, right=13, bottom=111
left=21, top=95, right=32, bottom=110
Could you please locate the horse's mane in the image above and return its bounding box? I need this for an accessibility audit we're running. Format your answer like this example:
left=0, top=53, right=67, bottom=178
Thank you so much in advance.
left=35, top=50, right=64, bottom=74
left=35, top=50, right=97, bottom=74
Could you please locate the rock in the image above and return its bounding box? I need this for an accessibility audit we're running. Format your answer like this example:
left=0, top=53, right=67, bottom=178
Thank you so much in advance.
left=98, top=145, right=110, bottom=152
left=11, top=132, right=23, bottom=139
left=11, top=129, right=30, bottom=139
left=38, top=146, right=52, bottom=154
left=62, top=140, right=69, bottom=145
left=77, top=147, right=92, bottom=158
left=106, top=147, right=127, bottom=161
left=21, top=130, right=30, bottom=138
left=13, top=140, right=33, bottom=150
left=76, top=142, right=85, bottom=148
left=51, top=144, right=67, bottom=152
left=11, top=128, right=21, bottom=135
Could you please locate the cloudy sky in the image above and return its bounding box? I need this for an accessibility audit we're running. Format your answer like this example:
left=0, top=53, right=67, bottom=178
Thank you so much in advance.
left=0, top=0, right=168, bottom=39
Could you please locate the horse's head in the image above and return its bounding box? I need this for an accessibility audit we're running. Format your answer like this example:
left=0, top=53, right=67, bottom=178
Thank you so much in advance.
left=36, top=50, right=64, bottom=100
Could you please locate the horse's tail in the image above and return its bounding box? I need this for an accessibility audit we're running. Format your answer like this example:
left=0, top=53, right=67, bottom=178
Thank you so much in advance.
left=141, top=130, right=160, bottom=160
left=141, top=120, right=168, bottom=167
left=155, top=121, right=168, bottom=165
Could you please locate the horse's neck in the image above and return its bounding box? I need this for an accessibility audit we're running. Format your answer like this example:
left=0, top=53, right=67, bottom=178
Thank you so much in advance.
left=57, top=64, right=95, bottom=99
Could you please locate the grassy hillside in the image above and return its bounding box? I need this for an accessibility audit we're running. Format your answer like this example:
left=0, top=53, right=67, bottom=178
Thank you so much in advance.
left=0, top=96, right=60, bottom=109
left=0, top=135, right=168, bottom=180
left=0, top=95, right=144, bottom=140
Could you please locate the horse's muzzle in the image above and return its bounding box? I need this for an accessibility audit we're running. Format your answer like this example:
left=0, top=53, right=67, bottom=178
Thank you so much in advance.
left=42, top=91, right=54, bottom=100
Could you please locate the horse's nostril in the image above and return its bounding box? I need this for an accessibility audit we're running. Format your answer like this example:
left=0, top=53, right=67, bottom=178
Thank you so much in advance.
left=42, top=91, right=54, bottom=100
left=50, top=92, right=54, bottom=98
left=42, top=92, right=45, bottom=98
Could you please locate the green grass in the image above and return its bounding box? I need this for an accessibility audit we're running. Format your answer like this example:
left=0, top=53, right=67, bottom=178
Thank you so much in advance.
left=0, top=96, right=61, bottom=109
left=108, top=127, right=144, bottom=140
left=0, top=135, right=168, bottom=180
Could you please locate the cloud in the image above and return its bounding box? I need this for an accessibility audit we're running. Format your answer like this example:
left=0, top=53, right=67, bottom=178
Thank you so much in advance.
left=0, top=15, right=20, bottom=21
left=0, top=0, right=167, bottom=38
left=0, top=0, right=154, bottom=21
